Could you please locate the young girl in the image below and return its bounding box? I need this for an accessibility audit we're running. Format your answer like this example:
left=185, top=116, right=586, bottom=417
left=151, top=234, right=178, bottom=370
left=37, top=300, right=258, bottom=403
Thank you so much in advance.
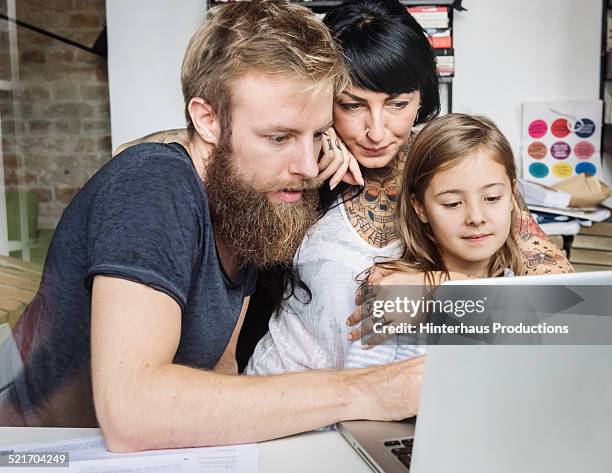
left=346, top=113, right=536, bottom=343
left=387, top=113, right=524, bottom=281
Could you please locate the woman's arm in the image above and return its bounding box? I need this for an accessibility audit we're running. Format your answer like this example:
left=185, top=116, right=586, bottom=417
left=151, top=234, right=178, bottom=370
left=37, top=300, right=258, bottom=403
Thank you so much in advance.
left=514, top=210, right=574, bottom=274
left=113, top=129, right=190, bottom=157
left=347, top=268, right=473, bottom=344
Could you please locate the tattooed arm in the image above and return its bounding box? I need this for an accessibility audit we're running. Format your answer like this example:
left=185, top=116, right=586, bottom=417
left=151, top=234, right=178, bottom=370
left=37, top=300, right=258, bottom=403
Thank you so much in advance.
left=113, top=129, right=190, bottom=157
left=515, top=210, right=574, bottom=274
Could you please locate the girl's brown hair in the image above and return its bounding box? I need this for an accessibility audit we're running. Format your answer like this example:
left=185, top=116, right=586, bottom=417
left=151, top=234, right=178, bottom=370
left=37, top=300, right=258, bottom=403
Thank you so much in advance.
left=377, top=113, right=526, bottom=285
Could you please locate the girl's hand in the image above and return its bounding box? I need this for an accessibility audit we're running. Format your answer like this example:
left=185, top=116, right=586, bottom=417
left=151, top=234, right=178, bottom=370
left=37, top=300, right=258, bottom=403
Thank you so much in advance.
left=347, top=269, right=473, bottom=346
left=317, top=127, right=364, bottom=189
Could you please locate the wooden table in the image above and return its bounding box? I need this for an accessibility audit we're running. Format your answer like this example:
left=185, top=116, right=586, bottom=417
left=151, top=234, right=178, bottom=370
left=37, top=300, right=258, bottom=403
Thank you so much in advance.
left=0, top=255, right=41, bottom=327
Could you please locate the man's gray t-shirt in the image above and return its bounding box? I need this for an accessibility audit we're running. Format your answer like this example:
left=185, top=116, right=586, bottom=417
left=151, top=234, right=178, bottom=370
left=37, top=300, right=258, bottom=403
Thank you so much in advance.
left=2, top=142, right=256, bottom=426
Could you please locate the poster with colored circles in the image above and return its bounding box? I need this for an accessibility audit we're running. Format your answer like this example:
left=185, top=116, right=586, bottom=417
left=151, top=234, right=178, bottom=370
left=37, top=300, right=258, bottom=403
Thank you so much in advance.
left=521, top=100, right=602, bottom=185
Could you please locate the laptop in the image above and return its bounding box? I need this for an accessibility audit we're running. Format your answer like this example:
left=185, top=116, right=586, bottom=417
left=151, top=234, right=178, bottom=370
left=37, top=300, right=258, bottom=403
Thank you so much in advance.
left=339, top=271, right=612, bottom=473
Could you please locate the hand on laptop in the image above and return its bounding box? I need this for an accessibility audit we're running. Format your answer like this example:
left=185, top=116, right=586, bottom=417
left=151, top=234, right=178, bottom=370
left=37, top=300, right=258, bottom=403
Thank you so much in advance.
left=355, top=355, right=425, bottom=421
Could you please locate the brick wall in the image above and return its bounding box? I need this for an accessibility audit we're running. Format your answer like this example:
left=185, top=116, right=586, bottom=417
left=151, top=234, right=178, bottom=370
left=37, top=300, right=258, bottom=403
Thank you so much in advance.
left=1, top=0, right=110, bottom=229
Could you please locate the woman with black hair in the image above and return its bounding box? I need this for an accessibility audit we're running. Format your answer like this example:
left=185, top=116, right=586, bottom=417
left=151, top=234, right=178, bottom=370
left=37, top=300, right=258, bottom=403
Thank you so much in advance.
left=244, top=0, right=571, bottom=374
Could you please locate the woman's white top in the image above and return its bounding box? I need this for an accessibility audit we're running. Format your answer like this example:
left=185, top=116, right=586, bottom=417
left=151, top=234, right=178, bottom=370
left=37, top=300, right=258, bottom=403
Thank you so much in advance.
left=246, top=196, right=425, bottom=375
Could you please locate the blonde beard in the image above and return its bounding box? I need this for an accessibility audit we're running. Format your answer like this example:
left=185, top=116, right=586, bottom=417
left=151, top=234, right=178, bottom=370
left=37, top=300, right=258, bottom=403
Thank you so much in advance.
left=205, top=143, right=320, bottom=269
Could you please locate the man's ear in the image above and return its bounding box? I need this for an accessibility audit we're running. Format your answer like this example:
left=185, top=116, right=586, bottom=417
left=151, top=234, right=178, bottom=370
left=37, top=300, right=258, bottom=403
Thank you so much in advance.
left=410, top=194, right=428, bottom=223
left=188, top=97, right=220, bottom=145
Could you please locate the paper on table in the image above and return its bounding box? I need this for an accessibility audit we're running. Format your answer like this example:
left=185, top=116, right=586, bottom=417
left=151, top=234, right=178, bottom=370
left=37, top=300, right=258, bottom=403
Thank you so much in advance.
left=527, top=205, right=611, bottom=222
left=0, top=435, right=259, bottom=473
left=15, top=454, right=200, bottom=473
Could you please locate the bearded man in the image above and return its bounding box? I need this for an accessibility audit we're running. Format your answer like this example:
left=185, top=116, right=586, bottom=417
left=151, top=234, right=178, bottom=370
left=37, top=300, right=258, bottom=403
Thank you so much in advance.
left=0, top=0, right=424, bottom=450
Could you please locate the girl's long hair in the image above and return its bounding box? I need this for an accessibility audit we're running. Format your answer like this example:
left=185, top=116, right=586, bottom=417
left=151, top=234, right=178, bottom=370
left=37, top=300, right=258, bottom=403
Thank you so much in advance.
left=374, top=113, right=526, bottom=286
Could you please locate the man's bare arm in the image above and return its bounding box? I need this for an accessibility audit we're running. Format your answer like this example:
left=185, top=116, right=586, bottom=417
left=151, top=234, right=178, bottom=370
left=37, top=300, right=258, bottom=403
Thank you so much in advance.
left=514, top=210, right=574, bottom=274
left=113, top=129, right=189, bottom=157
left=91, top=276, right=423, bottom=452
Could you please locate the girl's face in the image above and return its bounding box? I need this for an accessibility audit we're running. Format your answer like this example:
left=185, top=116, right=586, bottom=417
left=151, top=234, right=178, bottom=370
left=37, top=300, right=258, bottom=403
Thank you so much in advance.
left=412, top=149, right=514, bottom=277
left=333, top=86, right=420, bottom=169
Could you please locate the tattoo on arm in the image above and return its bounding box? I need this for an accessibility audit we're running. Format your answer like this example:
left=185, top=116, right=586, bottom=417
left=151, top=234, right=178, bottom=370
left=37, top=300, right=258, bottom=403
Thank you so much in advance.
left=516, top=211, right=574, bottom=274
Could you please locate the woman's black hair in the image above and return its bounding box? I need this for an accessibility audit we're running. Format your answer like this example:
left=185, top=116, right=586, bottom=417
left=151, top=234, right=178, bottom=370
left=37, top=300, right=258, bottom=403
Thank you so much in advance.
left=324, top=0, right=440, bottom=125
left=237, top=0, right=440, bottom=371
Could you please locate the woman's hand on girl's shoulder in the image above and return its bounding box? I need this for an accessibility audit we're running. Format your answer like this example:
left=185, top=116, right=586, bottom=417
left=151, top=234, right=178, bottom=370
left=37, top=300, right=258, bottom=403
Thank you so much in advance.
left=355, top=267, right=423, bottom=305
left=347, top=268, right=473, bottom=346
left=317, top=127, right=364, bottom=189
left=355, top=267, right=473, bottom=305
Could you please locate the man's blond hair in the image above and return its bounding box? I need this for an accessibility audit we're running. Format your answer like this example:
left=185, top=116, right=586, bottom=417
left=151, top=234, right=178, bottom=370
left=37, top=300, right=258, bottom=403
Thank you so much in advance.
left=181, top=0, right=348, bottom=139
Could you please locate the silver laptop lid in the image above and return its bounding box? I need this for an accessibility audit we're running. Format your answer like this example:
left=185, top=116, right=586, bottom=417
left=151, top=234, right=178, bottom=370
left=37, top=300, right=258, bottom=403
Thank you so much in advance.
left=443, top=269, right=612, bottom=286
left=411, top=345, right=612, bottom=473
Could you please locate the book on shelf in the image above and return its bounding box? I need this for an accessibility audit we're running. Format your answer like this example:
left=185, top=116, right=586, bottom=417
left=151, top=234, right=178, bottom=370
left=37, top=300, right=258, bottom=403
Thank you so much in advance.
left=578, top=219, right=612, bottom=237
left=426, top=28, right=452, bottom=49
left=434, top=47, right=454, bottom=56
left=607, top=9, right=612, bottom=52
left=435, top=48, right=454, bottom=76
left=526, top=193, right=610, bottom=237
left=531, top=211, right=571, bottom=225
left=407, top=6, right=449, bottom=29
left=527, top=205, right=611, bottom=223
left=435, top=58, right=454, bottom=76
left=572, top=234, right=612, bottom=252
left=519, top=179, right=571, bottom=208
left=606, top=52, right=612, bottom=80
left=568, top=218, right=612, bottom=271
left=539, top=220, right=581, bottom=237
left=571, top=263, right=612, bottom=272
left=570, top=248, right=612, bottom=266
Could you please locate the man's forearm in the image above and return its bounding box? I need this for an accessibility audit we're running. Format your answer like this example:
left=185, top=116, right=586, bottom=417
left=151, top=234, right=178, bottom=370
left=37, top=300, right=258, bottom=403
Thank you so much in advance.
left=91, top=278, right=424, bottom=452
left=98, top=363, right=365, bottom=452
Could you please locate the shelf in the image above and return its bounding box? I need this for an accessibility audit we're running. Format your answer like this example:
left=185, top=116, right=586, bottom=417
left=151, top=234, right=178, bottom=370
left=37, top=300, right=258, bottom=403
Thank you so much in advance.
left=604, top=123, right=612, bottom=155
left=212, top=0, right=458, bottom=6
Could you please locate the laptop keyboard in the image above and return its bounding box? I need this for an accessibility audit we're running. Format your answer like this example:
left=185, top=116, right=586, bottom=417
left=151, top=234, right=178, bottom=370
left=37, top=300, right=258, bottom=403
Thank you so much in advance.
left=384, top=437, right=413, bottom=470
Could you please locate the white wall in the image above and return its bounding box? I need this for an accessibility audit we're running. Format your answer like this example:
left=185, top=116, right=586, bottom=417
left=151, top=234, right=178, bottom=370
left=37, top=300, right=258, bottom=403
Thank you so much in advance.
left=453, top=0, right=602, bottom=161
left=106, top=0, right=205, bottom=150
